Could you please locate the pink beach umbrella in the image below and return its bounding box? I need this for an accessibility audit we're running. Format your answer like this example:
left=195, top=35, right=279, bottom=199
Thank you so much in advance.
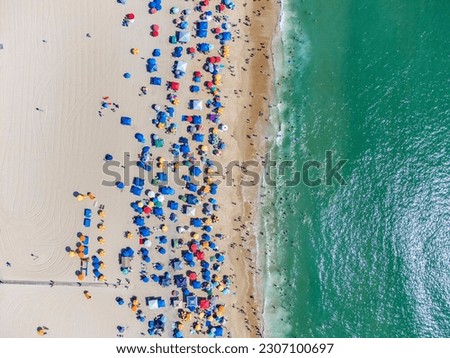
left=152, top=24, right=159, bottom=31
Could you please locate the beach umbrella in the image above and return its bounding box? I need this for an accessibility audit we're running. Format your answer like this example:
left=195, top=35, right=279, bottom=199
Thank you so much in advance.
left=135, top=133, right=145, bottom=143
left=155, top=263, right=163, bottom=270
left=143, top=255, right=151, bottom=263
left=161, top=225, right=168, bottom=232
left=158, top=247, right=166, bottom=254
left=152, top=24, right=159, bottom=31
left=189, top=272, right=197, bottom=281
left=141, top=275, right=150, bottom=283
left=124, top=72, right=131, bottom=79
left=116, top=181, right=124, bottom=189
left=151, top=31, right=159, bottom=37
left=131, top=48, right=139, bottom=55
left=77, top=273, right=85, bottom=281
left=105, top=154, right=113, bottom=160
left=144, top=240, right=152, bottom=247
left=126, top=13, right=135, bottom=20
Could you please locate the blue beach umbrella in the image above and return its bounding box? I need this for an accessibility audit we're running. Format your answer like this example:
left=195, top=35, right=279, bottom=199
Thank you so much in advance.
left=135, top=133, right=146, bottom=143
left=124, top=72, right=131, bottom=79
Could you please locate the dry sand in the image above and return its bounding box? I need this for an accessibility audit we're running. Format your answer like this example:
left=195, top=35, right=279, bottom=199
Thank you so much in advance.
left=0, top=0, right=279, bottom=338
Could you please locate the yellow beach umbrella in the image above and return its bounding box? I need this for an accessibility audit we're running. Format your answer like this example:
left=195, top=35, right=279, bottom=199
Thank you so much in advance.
left=79, top=234, right=85, bottom=242
left=99, top=262, right=106, bottom=269
left=126, top=232, right=133, bottom=239
left=161, top=225, right=168, bottom=232
left=78, top=252, right=85, bottom=258
left=195, top=323, right=201, bottom=331
left=77, top=194, right=85, bottom=201
left=69, top=250, right=76, bottom=257
left=137, top=202, right=144, bottom=208
left=131, top=305, right=137, bottom=312
left=198, top=311, right=205, bottom=319
left=98, top=210, right=106, bottom=218
left=77, top=273, right=85, bottom=281
left=193, top=233, right=199, bottom=240
left=98, top=249, right=105, bottom=256
left=131, top=48, right=139, bottom=55
left=98, top=236, right=105, bottom=244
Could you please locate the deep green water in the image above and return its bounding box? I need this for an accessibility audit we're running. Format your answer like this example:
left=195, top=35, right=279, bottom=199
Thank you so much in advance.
left=262, top=0, right=450, bottom=337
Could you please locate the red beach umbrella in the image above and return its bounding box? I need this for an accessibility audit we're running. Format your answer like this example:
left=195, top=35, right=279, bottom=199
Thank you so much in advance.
left=188, top=47, right=196, bottom=54
left=190, top=243, right=198, bottom=253
left=219, top=4, right=225, bottom=12
left=206, top=81, right=213, bottom=88
left=187, top=116, right=193, bottom=123
left=209, top=57, right=216, bottom=64
left=150, top=8, right=157, bottom=14
left=196, top=251, right=205, bottom=260
left=199, top=299, right=210, bottom=309
left=126, top=13, right=135, bottom=20
left=143, top=206, right=151, bottom=214
left=213, top=27, right=221, bottom=34
left=194, top=71, right=202, bottom=77
left=203, top=0, right=210, bottom=6
left=151, top=31, right=159, bottom=37
left=189, top=272, right=197, bottom=281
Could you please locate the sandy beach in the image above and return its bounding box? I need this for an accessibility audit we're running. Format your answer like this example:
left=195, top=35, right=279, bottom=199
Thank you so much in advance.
left=0, top=0, right=279, bottom=338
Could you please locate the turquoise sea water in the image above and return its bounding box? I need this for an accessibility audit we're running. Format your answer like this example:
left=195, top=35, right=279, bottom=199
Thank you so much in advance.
left=262, top=0, right=450, bottom=337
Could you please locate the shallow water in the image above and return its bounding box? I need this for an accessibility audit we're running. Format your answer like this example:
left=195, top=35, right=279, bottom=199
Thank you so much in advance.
left=263, top=0, right=450, bottom=337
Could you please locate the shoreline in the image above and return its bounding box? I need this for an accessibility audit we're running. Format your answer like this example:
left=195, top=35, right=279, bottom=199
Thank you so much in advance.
left=221, top=0, right=281, bottom=337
